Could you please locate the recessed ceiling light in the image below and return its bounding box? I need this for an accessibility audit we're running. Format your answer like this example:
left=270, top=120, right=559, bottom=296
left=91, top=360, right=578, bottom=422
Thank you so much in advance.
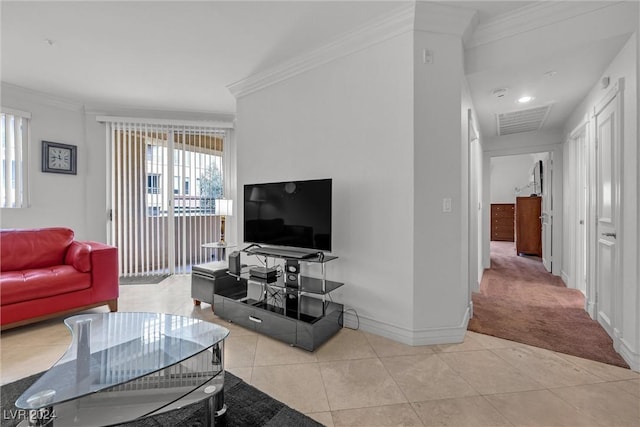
left=518, top=96, right=534, bottom=103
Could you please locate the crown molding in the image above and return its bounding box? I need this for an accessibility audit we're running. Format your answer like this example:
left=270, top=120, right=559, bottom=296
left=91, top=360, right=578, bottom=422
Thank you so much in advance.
left=1, top=82, right=84, bottom=112
left=467, top=1, right=617, bottom=48
left=1, top=83, right=235, bottom=120
left=227, top=1, right=484, bottom=99
left=228, top=2, right=416, bottom=99
left=0, top=107, right=31, bottom=119
left=84, top=103, right=235, bottom=123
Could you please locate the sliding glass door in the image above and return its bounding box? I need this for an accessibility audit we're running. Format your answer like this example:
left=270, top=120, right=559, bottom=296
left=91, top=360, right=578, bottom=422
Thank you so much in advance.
left=107, top=121, right=229, bottom=277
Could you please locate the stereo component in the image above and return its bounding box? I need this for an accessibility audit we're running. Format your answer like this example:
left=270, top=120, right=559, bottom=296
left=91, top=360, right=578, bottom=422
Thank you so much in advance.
left=249, top=266, right=277, bottom=282
left=228, top=251, right=241, bottom=275
left=284, top=260, right=299, bottom=288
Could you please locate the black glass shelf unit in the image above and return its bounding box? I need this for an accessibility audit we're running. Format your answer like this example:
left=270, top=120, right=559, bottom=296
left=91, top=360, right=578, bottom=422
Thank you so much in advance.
left=243, top=247, right=338, bottom=263
left=203, top=248, right=343, bottom=351
left=236, top=273, right=344, bottom=295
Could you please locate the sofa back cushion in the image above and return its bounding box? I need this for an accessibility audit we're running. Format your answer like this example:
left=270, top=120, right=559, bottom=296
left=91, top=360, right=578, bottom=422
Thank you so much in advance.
left=1, top=227, right=75, bottom=271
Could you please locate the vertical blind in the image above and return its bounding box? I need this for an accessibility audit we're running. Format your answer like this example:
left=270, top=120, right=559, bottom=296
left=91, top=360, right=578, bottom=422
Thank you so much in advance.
left=101, top=118, right=233, bottom=277
left=1, top=109, right=31, bottom=208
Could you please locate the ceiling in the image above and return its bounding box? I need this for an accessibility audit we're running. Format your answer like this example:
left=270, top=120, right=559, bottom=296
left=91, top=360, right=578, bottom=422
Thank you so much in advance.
left=464, top=1, right=637, bottom=138
left=1, top=1, right=638, bottom=138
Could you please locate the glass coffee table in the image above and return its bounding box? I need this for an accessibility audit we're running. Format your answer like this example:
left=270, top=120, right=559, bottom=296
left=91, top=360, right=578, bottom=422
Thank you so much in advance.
left=15, top=312, right=229, bottom=426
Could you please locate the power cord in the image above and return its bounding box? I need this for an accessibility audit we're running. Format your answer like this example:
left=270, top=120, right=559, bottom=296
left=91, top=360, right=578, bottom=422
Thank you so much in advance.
left=243, top=243, right=262, bottom=251
left=265, top=287, right=282, bottom=306
left=327, top=293, right=359, bottom=330
left=339, top=307, right=360, bottom=330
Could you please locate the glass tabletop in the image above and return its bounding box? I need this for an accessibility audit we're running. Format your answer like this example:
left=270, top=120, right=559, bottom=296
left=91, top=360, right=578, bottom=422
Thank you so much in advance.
left=16, top=312, right=229, bottom=410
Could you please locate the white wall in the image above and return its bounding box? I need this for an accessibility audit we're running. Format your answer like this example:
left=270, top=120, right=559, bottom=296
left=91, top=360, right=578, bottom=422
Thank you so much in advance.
left=483, top=129, right=563, bottom=152
left=413, top=29, right=469, bottom=342
left=463, top=79, right=483, bottom=293
left=563, top=32, right=639, bottom=370
left=637, top=21, right=640, bottom=375
left=490, top=154, right=537, bottom=204
left=236, top=26, right=474, bottom=345
left=1, top=84, right=93, bottom=239
left=235, top=32, right=417, bottom=340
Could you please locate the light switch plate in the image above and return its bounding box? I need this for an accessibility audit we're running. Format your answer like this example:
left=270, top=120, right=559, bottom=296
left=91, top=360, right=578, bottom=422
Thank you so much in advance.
left=443, top=198, right=452, bottom=212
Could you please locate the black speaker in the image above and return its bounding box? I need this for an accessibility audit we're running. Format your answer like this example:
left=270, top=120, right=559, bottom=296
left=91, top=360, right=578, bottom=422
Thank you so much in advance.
left=228, top=251, right=241, bottom=275
left=284, top=260, right=299, bottom=288
left=285, top=290, right=299, bottom=315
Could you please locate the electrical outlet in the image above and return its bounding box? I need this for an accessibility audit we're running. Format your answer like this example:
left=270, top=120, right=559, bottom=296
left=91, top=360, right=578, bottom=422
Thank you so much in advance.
left=443, top=198, right=452, bottom=213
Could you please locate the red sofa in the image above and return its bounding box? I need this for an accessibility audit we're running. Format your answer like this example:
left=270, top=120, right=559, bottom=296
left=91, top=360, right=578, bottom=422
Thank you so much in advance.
left=0, top=227, right=119, bottom=330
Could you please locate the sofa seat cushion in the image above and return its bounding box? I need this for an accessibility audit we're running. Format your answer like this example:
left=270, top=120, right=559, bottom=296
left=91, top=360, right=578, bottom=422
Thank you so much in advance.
left=0, top=266, right=91, bottom=305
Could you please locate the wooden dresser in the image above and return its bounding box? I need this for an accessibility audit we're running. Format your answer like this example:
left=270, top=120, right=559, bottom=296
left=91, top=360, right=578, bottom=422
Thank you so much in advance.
left=515, top=196, right=542, bottom=256
left=491, top=204, right=515, bottom=241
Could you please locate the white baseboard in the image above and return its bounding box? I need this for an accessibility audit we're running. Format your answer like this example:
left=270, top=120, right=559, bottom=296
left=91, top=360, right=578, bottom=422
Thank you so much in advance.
left=342, top=312, right=415, bottom=345
left=618, top=338, right=640, bottom=372
left=343, top=303, right=471, bottom=346
left=585, top=298, right=596, bottom=319
left=471, top=273, right=482, bottom=293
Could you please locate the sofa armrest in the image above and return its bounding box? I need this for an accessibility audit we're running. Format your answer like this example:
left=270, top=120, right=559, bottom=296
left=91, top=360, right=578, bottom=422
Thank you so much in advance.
left=83, top=241, right=119, bottom=303
left=65, top=241, right=92, bottom=272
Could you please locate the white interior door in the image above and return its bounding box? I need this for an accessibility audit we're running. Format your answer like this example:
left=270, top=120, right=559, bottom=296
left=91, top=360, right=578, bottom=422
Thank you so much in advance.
left=594, top=86, right=621, bottom=338
left=576, top=129, right=588, bottom=295
left=541, top=154, right=552, bottom=272
left=468, top=109, right=482, bottom=294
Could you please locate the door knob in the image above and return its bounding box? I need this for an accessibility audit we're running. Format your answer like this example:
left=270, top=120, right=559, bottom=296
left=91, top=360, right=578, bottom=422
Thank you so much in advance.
left=602, top=232, right=617, bottom=238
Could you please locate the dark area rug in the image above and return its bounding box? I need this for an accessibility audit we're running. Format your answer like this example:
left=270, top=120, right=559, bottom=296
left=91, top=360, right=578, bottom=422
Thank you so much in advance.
left=119, top=275, right=169, bottom=285
left=468, top=241, right=629, bottom=368
left=1, top=371, right=322, bottom=427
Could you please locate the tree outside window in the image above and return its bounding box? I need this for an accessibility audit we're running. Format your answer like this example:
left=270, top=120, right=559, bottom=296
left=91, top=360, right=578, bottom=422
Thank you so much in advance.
left=198, top=164, right=223, bottom=214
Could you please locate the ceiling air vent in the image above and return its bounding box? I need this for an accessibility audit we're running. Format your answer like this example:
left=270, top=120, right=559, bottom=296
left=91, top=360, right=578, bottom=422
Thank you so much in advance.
left=496, top=105, right=552, bottom=136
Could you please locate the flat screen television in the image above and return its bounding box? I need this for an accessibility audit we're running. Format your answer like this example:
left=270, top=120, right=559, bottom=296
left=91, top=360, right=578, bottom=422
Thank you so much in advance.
left=243, top=178, right=332, bottom=252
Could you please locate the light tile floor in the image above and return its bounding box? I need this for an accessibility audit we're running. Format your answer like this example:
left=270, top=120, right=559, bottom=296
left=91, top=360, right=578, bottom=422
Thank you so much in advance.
left=1, top=275, right=638, bottom=427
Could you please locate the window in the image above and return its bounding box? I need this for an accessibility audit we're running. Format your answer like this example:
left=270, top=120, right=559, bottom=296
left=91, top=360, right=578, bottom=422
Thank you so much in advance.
left=103, top=118, right=231, bottom=276
left=147, top=173, right=160, bottom=194
left=1, top=110, right=30, bottom=208
left=146, top=145, right=154, bottom=161
left=184, top=177, right=190, bottom=195
left=174, top=176, right=180, bottom=195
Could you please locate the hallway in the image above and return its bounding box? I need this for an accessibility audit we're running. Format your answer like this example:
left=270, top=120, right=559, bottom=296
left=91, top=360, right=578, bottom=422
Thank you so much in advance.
left=468, top=241, right=628, bottom=368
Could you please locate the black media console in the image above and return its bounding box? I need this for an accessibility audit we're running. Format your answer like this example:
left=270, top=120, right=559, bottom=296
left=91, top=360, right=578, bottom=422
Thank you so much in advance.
left=210, top=249, right=343, bottom=351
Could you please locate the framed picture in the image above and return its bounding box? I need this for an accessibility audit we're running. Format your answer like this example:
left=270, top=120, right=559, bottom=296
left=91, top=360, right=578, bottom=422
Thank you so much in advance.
left=42, top=141, right=77, bottom=175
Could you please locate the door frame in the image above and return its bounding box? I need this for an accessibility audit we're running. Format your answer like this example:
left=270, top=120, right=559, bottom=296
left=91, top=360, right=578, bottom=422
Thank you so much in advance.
left=481, top=143, right=563, bottom=276
left=541, top=153, right=553, bottom=272
left=567, top=119, right=591, bottom=306
left=467, top=109, right=482, bottom=295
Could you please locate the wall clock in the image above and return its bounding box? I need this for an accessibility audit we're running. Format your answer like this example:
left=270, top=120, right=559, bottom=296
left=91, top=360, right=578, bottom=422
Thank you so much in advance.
left=42, top=141, right=77, bottom=175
